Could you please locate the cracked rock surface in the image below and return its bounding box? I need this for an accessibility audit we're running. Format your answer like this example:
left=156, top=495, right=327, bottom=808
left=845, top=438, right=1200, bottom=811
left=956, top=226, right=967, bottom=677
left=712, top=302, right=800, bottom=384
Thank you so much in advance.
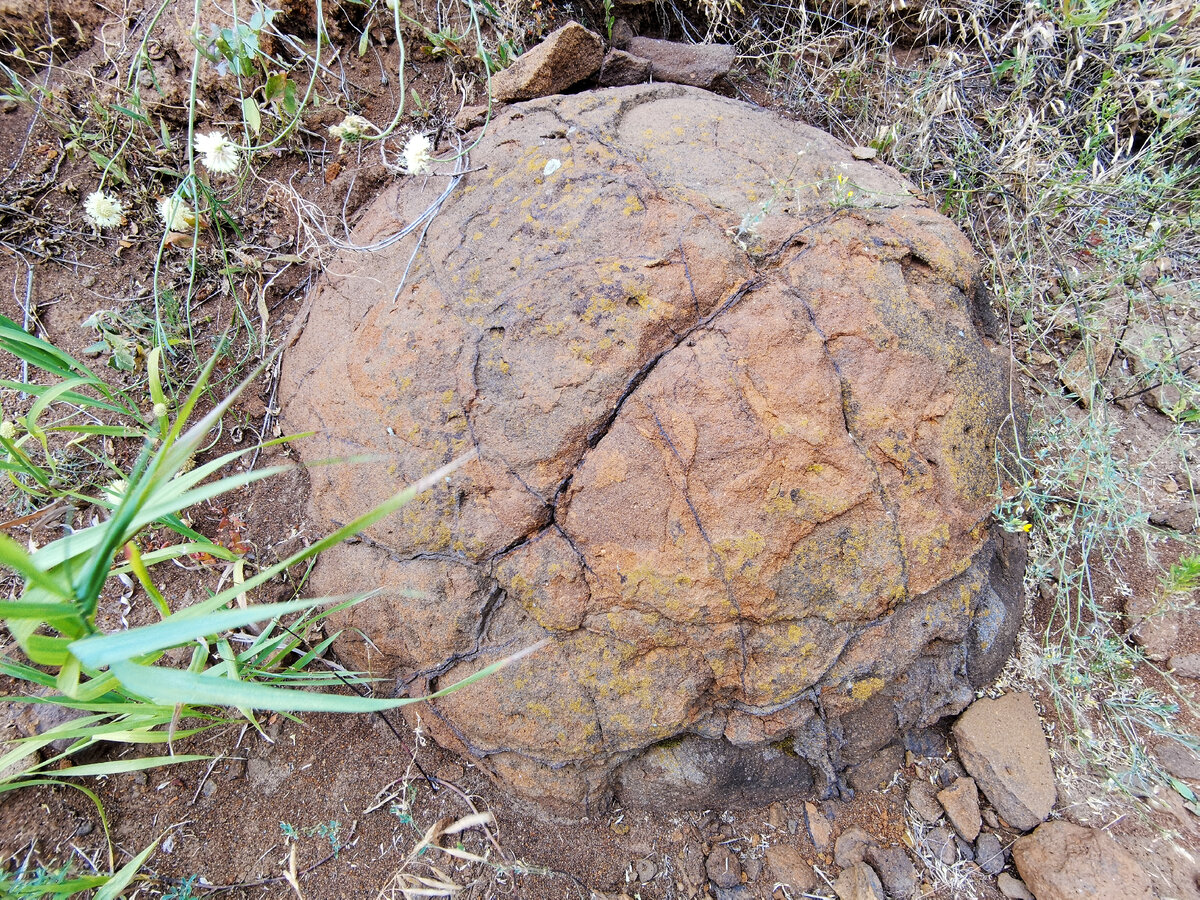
left=279, top=84, right=1025, bottom=817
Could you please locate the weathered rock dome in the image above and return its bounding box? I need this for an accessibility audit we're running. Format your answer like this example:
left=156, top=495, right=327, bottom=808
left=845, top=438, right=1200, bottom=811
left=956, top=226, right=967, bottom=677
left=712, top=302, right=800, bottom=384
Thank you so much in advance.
left=279, top=84, right=1025, bottom=817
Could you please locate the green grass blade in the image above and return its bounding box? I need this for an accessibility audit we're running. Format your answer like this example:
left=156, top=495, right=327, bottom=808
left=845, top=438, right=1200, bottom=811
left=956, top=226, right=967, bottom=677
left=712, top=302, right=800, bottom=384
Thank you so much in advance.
left=94, top=832, right=160, bottom=900
left=69, top=596, right=356, bottom=668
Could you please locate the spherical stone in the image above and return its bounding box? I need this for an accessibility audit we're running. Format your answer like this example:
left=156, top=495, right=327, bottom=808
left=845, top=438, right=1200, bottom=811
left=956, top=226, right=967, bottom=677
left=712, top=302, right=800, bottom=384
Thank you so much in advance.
left=279, top=83, right=1025, bottom=818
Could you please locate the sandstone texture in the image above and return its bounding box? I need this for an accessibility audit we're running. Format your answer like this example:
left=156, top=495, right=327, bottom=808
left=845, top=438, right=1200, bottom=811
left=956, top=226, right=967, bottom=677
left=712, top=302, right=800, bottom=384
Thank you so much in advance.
left=952, top=692, right=1056, bottom=831
left=626, top=36, right=736, bottom=88
left=280, top=84, right=1025, bottom=815
left=599, top=48, right=652, bottom=87
left=490, top=22, right=604, bottom=102
left=1012, top=821, right=1153, bottom=900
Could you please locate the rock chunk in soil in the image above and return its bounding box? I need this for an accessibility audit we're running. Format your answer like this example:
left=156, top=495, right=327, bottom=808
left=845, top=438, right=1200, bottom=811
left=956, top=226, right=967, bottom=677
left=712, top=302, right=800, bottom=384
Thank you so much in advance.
left=863, top=845, right=918, bottom=899
left=765, top=844, right=817, bottom=892
left=952, top=692, right=1056, bottom=831
left=626, top=36, right=736, bottom=88
left=908, top=780, right=943, bottom=823
left=925, top=826, right=957, bottom=865
left=280, top=83, right=1026, bottom=816
left=937, top=776, right=982, bottom=841
left=805, top=800, right=833, bottom=849
left=835, top=826, right=876, bottom=868
left=599, top=49, right=651, bottom=87
left=834, top=862, right=885, bottom=900
left=490, top=22, right=604, bottom=102
left=1170, top=652, right=1200, bottom=679
left=706, top=842, right=742, bottom=889
left=975, top=831, right=1006, bottom=875
left=997, top=872, right=1036, bottom=900
left=1012, top=821, right=1153, bottom=900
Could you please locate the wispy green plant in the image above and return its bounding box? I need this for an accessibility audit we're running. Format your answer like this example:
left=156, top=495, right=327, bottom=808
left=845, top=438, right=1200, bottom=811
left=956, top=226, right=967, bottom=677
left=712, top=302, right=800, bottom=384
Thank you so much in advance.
left=0, top=330, right=531, bottom=801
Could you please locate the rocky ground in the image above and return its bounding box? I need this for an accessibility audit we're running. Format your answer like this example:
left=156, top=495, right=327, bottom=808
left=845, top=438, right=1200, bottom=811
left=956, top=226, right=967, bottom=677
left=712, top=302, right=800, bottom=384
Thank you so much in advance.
left=1, top=2, right=1198, bottom=899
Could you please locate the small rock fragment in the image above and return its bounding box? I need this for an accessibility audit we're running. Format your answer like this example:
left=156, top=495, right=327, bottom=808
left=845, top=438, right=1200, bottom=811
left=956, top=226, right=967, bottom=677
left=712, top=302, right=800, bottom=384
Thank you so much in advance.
left=834, top=826, right=876, bottom=868
left=743, top=856, right=763, bottom=881
left=677, top=841, right=706, bottom=889
left=1170, top=653, right=1200, bottom=680
left=635, top=857, right=657, bottom=883
left=834, top=862, right=885, bottom=900
left=907, top=780, right=943, bottom=824
left=864, top=845, right=917, bottom=899
left=805, top=801, right=833, bottom=849
left=768, top=802, right=786, bottom=831
left=936, top=760, right=967, bottom=787
left=982, top=808, right=999, bottom=829
left=599, top=49, right=651, bottom=87
left=706, top=843, right=743, bottom=889
left=454, top=104, right=488, bottom=131
left=925, top=827, right=957, bottom=865
left=937, top=777, right=982, bottom=841
left=851, top=146, right=878, bottom=160
left=1154, top=740, right=1200, bottom=779
left=997, top=872, right=1035, bottom=900
left=1012, top=821, right=1153, bottom=900
left=765, top=844, right=816, bottom=892
left=952, top=692, right=1057, bottom=832
left=490, top=22, right=604, bottom=102
left=626, top=36, right=735, bottom=88
left=975, top=832, right=1005, bottom=875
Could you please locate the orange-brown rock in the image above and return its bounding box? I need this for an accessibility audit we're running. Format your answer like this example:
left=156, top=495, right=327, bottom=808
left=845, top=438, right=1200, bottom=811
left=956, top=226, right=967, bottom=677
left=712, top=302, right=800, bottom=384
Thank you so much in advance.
left=279, top=84, right=1025, bottom=817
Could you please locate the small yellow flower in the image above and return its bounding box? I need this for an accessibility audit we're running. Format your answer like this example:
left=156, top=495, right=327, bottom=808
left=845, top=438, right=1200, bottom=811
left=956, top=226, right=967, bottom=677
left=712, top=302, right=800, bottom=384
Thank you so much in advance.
left=401, top=133, right=434, bottom=175
left=84, top=190, right=125, bottom=229
left=158, top=195, right=197, bottom=232
left=194, top=131, right=240, bottom=174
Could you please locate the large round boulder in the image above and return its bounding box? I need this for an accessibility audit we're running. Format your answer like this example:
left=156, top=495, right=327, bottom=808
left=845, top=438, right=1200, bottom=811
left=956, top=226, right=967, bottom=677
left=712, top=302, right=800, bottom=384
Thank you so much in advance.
left=279, top=84, right=1025, bottom=817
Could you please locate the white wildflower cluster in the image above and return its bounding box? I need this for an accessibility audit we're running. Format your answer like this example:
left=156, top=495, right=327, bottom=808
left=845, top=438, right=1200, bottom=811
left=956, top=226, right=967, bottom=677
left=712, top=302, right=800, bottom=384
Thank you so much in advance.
left=0, top=420, right=17, bottom=440
left=401, top=133, right=434, bottom=175
left=194, top=131, right=240, bottom=174
left=84, top=190, right=125, bottom=229
left=329, top=114, right=375, bottom=151
left=158, top=195, right=197, bottom=233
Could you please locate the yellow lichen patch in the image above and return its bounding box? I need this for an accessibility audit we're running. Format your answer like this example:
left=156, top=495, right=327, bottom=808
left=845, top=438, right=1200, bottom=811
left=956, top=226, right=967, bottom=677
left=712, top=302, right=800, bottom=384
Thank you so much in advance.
left=623, top=195, right=645, bottom=216
left=716, top=530, right=766, bottom=575
left=850, top=676, right=885, bottom=702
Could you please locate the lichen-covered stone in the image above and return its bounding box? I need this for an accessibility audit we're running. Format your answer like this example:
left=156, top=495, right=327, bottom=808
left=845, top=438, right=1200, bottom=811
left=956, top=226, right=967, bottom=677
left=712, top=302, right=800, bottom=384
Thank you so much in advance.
left=279, top=84, right=1025, bottom=817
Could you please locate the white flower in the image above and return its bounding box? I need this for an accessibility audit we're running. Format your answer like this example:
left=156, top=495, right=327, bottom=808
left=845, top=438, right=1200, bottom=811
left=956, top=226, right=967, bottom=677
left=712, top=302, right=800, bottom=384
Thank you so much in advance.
left=329, top=114, right=374, bottom=150
left=102, top=479, right=127, bottom=505
left=152, top=402, right=168, bottom=418
left=0, top=420, right=16, bottom=440
left=401, top=133, right=434, bottom=175
left=158, top=195, right=197, bottom=232
left=194, top=131, right=240, bottom=174
left=84, top=190, right=125, bottom=229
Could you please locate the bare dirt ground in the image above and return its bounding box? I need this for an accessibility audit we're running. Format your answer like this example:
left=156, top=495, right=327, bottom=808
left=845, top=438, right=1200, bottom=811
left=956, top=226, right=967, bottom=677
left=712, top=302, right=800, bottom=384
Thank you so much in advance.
left=1, top=1, right=1198, bottom=898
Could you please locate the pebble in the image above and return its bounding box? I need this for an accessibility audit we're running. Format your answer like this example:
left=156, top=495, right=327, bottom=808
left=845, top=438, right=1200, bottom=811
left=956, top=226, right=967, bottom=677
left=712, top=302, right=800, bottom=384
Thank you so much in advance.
left=834, top=826, right=875, bottom=868
left=833, top=862, right=884, bottom=900
left=937, top=776, right=982, bottom=841
left=706, top=843, right=743, bottom=889
left=635, top=858, right=657, bottom=883
left=805, top=801, right=833, bottom=849
left=864, top=845, right=918, bottom=898
left=997, top=872, right=1036, bottom=900
left=743, top=857, right=763, bottom=881
left=925, top=826, right=957, bottom=865
left=611, top=820, right=630, bottom=835
left=908, top=780, right=943, bottom=824
left=976, top=832, right=1005, bottom=875
left=74, top=821, right=93, bottom=837
left=768, top=803, right=786, bottom=831
left=201, top=778, right=217, bottom=798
